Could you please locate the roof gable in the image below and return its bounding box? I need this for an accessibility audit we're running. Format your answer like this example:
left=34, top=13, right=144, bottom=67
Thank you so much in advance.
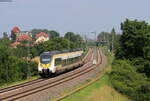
left=16, top=35, right=32, bottom=41
left=36, top=32, right=49, bottom=38
left=11, top=26, right=20, bottom=33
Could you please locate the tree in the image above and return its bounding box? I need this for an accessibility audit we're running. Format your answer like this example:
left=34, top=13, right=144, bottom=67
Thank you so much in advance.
left=49, top=30, right=59, bottom=38
left=97, top=32, right=111, bottom=49
left=3, top=32, right=9, bottom=39
left=116, top=19, right=150, bottom=59
left=31, top=29, right=60, bottom=39
left=110, top=28, right=116, bottom=51
left=0, top=44, right=37, bottom=85
left=64, top=32, right=83, bottom=48
left=31, top=37, right=77, bottom=56
left=64, top=32, right=76, bottom=41
left=110, top=60, right=150, bottom=101
left=0, top=37, right=11, bottom=46
left=74, top=34, right=83, bottom=47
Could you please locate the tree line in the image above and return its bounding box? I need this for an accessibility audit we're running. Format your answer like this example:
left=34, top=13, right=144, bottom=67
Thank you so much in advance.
left=0, top=30, right=85, bottom=85
left=31, top=29, right=60, bottom=39
left=97, top=28, right=121, bottom=51
left=110, top=19, right=150, bottom=101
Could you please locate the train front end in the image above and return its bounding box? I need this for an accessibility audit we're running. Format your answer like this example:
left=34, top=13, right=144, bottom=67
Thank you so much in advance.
left=38, top=52, right=53, bottom=76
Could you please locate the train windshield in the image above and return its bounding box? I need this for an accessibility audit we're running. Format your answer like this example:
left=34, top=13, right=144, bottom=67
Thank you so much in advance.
left=40, top=55, right=51, bottom=64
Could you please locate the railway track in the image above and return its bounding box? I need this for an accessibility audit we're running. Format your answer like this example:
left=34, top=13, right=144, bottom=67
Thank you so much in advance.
left=2, top=63, right=95, bottom=101
left=0, top=48, right=95, bottom=101
left=0, top=49, right=91, bottom=94
left=0, top=78, right=46, bottom=93
left=0, top=49, right=91, bottom=93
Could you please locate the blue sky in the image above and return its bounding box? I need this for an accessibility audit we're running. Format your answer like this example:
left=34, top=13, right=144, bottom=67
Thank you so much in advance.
left=0, top=0, right=150, bottom=37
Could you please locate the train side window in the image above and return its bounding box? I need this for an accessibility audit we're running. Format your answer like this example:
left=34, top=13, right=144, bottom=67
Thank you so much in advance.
left=55, top=58, right=62, bottom=66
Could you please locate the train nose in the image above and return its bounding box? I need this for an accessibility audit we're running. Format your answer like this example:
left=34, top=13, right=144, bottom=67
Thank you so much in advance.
left=41, top=64, right=50, bottom=68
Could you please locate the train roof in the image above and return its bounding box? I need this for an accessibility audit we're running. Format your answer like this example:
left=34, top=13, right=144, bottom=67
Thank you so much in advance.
left=41, top=49, right=82, bottom=56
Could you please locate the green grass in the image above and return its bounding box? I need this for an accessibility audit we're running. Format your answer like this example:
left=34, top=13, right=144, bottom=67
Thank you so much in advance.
left=61, top=74, right=109, bottom=101
left=61, top=71, right=131, bottom=101
left=60, top=48, right=131, bottom=101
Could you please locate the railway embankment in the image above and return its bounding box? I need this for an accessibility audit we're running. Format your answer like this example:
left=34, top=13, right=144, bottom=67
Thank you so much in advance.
left=54, top=48, right=131, bottom=101
left=0, top=48, right=94, bottom=101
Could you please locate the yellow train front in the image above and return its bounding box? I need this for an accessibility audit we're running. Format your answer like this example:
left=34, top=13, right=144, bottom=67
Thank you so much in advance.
left=38, top=49, right=83, bottom=77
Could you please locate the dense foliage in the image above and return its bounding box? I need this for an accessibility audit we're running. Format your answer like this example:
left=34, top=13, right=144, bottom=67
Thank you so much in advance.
left=0, top=39, right=37, bottom=85
left=111, top=60, right=150, bottom=101
left=64, top=32, right=84, bottom=48
left=97, top=29, right=121, bottom=51
left=110, top=19, right=150, bottom=101
left=31, top=37, right=77, bottom=56
left=0, top=32, right=84, bottom=85
left=116, top=19, right=150, bottom=59
left=31, top=29, right=60, bottom=39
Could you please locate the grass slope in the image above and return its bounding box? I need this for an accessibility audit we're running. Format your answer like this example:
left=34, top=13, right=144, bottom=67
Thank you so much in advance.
left=86, top=85, right=131, bottom=101
left=61, top=74, right=131, bottom=101
left=61, top=48, right=131, bottom=101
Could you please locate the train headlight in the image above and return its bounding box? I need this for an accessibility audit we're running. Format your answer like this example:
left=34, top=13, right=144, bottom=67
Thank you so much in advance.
left=47, top=64, right=50, bottom=67
left=41, top=64, right=50, bottom=68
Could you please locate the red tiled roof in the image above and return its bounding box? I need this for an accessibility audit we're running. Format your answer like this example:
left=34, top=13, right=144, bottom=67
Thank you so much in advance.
left=36, top=32, right=49, bottom=38
left=16, top=35, right=32, bottom=41
left=10, top=41, right=20, bottom=47
left=11, top=26, right=20, bottom=33
left=10, top=41, right=33, bottom=47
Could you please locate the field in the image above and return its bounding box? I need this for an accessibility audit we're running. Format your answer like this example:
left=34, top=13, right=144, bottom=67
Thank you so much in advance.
left=61, top=74, right=131, bottom=101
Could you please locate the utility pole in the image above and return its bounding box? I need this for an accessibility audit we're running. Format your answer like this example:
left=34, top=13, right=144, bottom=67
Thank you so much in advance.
left=82, top=32, right=84, bottom=49
left=91, top=32, right=97, bottom=47
left=107, top=33, right=110, bottom=52
left=112, top=34, right=114, bottom=51
left=68, top=33, right=70, bottom=50
left=111, top=28, right=115, bottom=51
left=84, top=34, right=87, bottom=50
left=27, top=37, right=31, bottom=78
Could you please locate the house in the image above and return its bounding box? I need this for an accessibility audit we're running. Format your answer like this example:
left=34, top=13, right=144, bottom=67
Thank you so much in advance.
left=15, top=31, right=32, bottom=37
left=11, top=26, right=20, bottom=33
left=11, top=35, right=32, bottom=48
left=11, top=26, right=32, bottom=41
left=16, top=35, right=32, bottom=42
left=35, top=32, right=49, bottom=43
left=10, top=26, right=34, bottom=48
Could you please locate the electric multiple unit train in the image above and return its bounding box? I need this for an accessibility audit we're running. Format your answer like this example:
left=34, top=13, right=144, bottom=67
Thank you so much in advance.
left=38, top=49, right=83, bottom=76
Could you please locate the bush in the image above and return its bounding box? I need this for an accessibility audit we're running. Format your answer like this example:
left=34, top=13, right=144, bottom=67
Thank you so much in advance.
left=112, top=19, right=150, bottom=101
left=31, top=37, right=77, bottom=57
left=132, top=58, right=150, bottom=78
left=110, top=60, right=150, bottom=101
left=0, top=45, right=37, bottom=85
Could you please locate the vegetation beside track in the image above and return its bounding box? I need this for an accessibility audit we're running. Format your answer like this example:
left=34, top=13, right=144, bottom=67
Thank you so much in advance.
left=61, top=73, right=131, bottom=101
left=110, top=19, right=150, bottom=101
left=56, top=47, right=131, bottom=101
left=0, top=31, right=86, bottom=87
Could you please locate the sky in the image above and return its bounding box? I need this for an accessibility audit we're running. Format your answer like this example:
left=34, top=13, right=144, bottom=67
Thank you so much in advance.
left=0, top=0, right=150, bottom=38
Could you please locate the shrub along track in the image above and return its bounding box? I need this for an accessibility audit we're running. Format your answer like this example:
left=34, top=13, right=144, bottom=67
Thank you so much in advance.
left=0, top=48, right=94, bottom=101
left=0, top=48, right=91, bottom=94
